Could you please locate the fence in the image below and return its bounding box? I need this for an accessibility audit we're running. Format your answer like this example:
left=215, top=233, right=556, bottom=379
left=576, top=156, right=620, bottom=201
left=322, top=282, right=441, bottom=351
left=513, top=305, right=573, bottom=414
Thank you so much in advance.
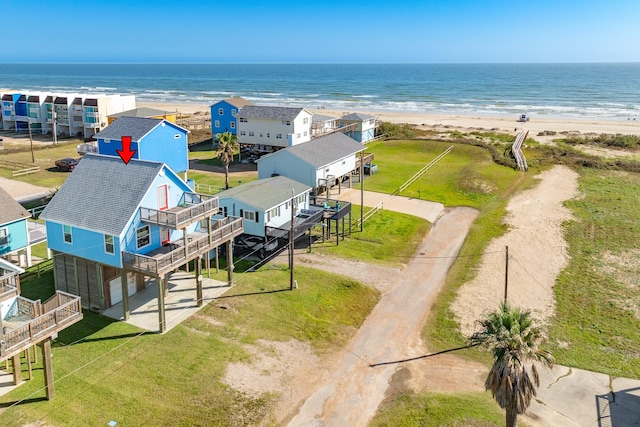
left=0, top=159, right=40, bottom=177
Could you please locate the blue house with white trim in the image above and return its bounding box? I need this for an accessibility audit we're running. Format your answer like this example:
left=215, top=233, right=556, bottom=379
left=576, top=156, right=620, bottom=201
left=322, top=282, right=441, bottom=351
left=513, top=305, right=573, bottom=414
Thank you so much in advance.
left=337, top=112, right=379, bottom=143
left=0, top=187, right=30, bottom=266
left=40, top=154, right=243, bottom=331
left=94, top=117, right=190, bottom=176
left=210, top=97, right=254, bottom=141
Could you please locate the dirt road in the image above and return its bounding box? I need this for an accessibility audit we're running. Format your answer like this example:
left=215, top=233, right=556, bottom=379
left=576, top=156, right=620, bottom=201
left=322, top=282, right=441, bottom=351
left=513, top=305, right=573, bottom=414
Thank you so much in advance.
left=287, top=206, right=479, bottom=427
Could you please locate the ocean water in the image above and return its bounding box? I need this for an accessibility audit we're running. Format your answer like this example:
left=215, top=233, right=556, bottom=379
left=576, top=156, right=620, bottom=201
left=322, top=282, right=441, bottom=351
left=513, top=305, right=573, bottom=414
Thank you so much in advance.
left=1, top=63, right=639, bottom=120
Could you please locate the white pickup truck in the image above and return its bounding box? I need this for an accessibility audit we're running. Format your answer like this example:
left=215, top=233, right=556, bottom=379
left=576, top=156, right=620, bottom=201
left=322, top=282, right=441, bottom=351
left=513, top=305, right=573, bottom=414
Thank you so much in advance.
left=518, top=114, right=530, bottom=122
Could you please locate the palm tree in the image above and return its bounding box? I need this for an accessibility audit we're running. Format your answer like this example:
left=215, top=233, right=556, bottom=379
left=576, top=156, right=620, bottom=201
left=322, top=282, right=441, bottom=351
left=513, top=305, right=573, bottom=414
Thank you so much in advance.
left=215, top=131, right=238, bottom=189
left=470, top=302, right=554, bottom=427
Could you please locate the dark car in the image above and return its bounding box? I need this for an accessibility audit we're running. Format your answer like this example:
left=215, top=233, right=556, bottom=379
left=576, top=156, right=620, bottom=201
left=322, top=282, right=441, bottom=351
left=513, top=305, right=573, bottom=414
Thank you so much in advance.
left=55, top=158, right=79, bottom=172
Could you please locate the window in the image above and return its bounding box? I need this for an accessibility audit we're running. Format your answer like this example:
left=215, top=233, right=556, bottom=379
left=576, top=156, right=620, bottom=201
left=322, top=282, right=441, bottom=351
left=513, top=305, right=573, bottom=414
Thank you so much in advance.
left=296, top=133, right=301, bottom=138
left=249, top=131, right=254, bottom=137
left=63, top=224, right=73, bottom=244
left=240, top=131, right=246, bottom=136
left=266, top=133, right=270, bottom=138
left=303, top=131, right=308, bottom=136
left=136, top=225, right=150, bottom=248
left=240, top=117, right=247, bottom=123
left=0, top=228, right=7, bottom=246
left=268, top=206, right=280, bottom=220
left=297, top=195, right=305, bottom=204
left=303, top=117, right=309, bottom=124
left=276, top=133, right=282, bottom=139
left=230, top=121, right=235, bottom=129
left=104, top=235, right=115, bottom=254
left=231, top=109, right=237, bottom=116
left=282, top=120, right=291, bottom=126
left=218, top=108, right=224, bottom=115
left=214, top=120, right=220, bottom=128
left=243, top=210, right=257, bottom=222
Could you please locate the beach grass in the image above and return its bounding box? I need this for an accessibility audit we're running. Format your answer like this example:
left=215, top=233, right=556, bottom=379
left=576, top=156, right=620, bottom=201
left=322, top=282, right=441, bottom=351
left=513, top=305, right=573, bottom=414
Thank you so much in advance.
left=548, top=168, right=640, bottom=378
left=1, top=266, right=379, bottom=426
left=369, top=391, right=505, bottom=427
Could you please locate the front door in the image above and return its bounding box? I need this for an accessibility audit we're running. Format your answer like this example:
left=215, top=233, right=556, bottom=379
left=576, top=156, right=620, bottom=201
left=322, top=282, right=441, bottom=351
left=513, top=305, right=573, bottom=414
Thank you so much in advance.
left=158, top=184, right=168, bottom=210
left=161, top=228, right=171, bottom=245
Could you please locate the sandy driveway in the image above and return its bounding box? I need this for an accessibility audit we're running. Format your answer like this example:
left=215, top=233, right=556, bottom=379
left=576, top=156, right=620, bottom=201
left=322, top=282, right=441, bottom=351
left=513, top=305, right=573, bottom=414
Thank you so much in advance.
left=287, top=207, right=479, bottom=426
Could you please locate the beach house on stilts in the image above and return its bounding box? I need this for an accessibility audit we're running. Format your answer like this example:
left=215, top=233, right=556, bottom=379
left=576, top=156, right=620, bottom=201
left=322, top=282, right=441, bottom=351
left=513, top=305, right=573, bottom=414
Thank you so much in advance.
left=40, top=155, right=243, bottom=333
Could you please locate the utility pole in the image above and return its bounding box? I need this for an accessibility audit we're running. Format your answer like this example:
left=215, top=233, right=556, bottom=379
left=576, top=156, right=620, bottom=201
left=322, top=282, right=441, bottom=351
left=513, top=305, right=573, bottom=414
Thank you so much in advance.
left=360, top=150, right=364, bottom=232
left=289, top=189, right=295, bottom=290
left=27, top=118, right=35, bottom=163
left=504, top=246, right=509, bottom=303
left=52, top=111, right=57, bottom=145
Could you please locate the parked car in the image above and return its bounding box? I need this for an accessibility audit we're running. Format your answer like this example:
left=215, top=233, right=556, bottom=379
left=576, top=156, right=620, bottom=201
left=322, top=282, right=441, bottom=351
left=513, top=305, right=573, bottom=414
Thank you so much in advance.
left=518, top=113, right=530, bottom=122
left=55, top=158, right=79, bottom=172
left=234, top=235, right=279, bottom=258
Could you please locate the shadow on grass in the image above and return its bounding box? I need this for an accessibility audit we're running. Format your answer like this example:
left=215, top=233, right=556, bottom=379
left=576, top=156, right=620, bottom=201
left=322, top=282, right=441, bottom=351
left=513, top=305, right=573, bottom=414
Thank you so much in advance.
left=215, top=288, right=292, bottom=300
left=0, top=396, right=48, bottom=408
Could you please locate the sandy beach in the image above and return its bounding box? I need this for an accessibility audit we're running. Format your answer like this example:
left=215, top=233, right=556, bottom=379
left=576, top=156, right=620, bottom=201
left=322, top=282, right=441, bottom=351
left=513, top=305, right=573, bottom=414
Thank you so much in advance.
left=139, top=100, right=640, bottom=143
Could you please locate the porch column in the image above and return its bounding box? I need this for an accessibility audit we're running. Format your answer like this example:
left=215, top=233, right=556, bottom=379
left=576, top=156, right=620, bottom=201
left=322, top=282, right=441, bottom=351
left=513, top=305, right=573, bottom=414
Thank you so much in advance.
left=121, top=269, right=130, bottom=320
left=158, top=274, right=167, bottom=333
left=26, top=246, right=33, bottom=267
left=195, top=257, right=203, bottom=307
left=25, top=348, right=32, bottom=380
left=184, top=230, right=189, bottom=273
left=41, top=338, right=54, bottom=400
left=11, top=354, right=22, bottom=385
left=226, top=240, right=233, bottom=286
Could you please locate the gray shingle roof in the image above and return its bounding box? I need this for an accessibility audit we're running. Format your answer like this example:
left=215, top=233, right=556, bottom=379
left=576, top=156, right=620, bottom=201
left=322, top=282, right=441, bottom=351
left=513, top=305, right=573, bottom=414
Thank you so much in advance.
left=108, top=107, right=172, bottom=119
left=271, top=133, right=364, bottom=168
left=94, top=117, right=170, bottom=141
left=237, top=105, right=307, bottom=121
left=341, top=112, right=376, bottom=121
left=0, top=186, right=29, bottom=225
left=217, top=176, right=310, bottom=211
left=40, top=154, right=163, bottom=236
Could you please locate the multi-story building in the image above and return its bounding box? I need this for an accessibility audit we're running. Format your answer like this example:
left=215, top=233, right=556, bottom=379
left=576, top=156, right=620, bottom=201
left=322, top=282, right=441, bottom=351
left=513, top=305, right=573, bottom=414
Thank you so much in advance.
left=236, top=106, right=313, bottom=152
left=210, top=97, right=254, bottom=140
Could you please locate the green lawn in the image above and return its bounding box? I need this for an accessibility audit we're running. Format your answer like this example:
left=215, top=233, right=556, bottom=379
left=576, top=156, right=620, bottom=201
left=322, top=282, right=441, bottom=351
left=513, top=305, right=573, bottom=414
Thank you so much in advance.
left=365, top=139, right=522, bottom=207
left=0, top=142, right=80, bottom=189
left=310, top=205, right=430, bottom=267
left=370, top=392, right=507, bottom=427
left=1, top=266, right=379, bottom=426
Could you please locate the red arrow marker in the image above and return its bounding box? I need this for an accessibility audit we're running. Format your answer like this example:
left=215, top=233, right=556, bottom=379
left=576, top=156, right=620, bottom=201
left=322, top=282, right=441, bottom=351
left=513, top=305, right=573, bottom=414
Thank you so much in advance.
left=116, top=135, right=137, bottom=164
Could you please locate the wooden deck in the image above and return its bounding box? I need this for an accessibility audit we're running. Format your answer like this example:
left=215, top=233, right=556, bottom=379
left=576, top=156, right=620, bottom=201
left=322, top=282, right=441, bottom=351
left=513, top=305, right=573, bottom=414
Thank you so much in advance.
left=123, top=216, right=243, bottom=277
left=0, top=291, right=83, bottom=362
left=140, top=192, right=219, bottom=230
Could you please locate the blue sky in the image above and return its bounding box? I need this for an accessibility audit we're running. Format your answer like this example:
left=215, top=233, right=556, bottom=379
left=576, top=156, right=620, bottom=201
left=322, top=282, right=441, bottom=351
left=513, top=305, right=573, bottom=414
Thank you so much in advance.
left=4, top=0, right=640, bottom=63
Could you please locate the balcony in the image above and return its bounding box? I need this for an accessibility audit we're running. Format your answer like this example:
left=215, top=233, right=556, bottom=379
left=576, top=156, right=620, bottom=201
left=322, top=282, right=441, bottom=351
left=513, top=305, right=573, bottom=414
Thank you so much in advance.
left=28, top=220, right=47, bottom=245
left=140, top=193, right=219, bottom=230
left=1, top=291, right=82, bottom=361
left=0, top=274, right=20, bottom=302
left=122, top=216, right=243, bottom=276
left=266, top=207, right=325, bottom=239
